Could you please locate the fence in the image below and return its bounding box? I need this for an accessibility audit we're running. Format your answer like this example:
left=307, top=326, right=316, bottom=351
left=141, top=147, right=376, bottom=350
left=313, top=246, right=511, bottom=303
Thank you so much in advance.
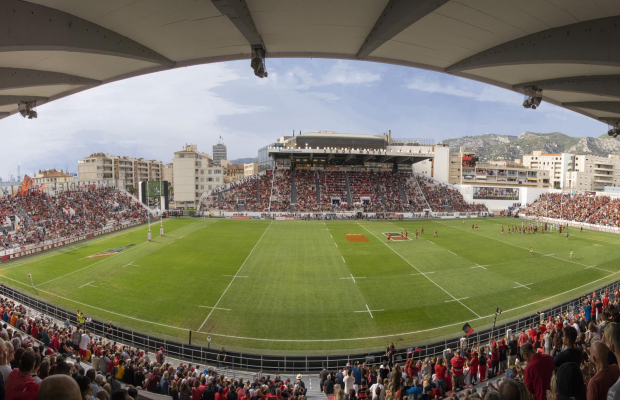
left=2, top=277, right=619, bottom=374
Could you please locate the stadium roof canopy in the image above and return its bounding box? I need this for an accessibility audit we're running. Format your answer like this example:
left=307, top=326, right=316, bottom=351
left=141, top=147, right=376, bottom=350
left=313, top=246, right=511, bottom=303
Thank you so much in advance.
left=3, top=0, right=620, bottom=129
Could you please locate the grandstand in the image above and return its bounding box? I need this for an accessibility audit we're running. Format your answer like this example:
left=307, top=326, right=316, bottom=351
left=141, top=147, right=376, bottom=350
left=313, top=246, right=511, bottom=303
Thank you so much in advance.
left=202, top=169, right=487, bottom=215
left=0, top=188, right=148, bottom=252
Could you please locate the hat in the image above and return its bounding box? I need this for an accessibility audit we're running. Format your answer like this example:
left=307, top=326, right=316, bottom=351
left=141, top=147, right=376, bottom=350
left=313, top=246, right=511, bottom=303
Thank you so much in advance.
left=296, top=374, right=302, bottom=380
left=160, top=346, right=164, bottom=350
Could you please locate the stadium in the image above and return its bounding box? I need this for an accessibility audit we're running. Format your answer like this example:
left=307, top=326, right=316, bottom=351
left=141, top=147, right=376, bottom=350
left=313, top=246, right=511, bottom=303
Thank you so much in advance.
left=3, top=1, right=620, bottom=399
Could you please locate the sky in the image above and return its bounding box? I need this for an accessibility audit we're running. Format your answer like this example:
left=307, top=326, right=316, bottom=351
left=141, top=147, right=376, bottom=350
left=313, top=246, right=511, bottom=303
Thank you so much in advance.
left=0, top=58, right=606, bottom=180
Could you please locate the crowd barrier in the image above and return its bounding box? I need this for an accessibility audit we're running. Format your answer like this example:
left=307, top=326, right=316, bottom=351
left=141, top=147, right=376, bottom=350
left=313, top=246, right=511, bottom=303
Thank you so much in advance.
left=520, top=215, right=620, bottom=235
left=1, top=275, right=618, bottom=374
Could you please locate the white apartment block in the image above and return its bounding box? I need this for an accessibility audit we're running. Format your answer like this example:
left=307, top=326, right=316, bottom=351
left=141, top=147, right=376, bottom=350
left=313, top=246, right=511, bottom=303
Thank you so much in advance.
left=522, top=152, right=575, bottom=189
left=78, top=153, right=163, bottom=190
left=173, top=144, right=224, bottom=208
left=567, top=155, right=620, bottom=191
left=523, top=151, right=620, bottom=191
left=244, top=162, right=258, bottom=177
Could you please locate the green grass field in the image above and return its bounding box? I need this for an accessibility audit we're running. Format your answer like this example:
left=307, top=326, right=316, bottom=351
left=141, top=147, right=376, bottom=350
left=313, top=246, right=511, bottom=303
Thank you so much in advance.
left=1, top=217, right=620, bottom=355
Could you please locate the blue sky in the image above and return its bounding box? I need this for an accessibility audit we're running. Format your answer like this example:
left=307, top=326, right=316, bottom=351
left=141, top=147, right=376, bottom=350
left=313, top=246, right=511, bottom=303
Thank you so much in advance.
left=0, top=58, right=607, bottom=180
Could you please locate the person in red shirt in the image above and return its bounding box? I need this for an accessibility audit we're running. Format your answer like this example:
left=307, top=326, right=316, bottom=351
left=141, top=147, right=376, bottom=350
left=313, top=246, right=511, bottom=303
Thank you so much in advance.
left=603, top=295, right=610, bottom=311
left=434, top=358, right=447, bottom=395
left=518, top=330, right=528, bottom=347
left=468, top=352, right=479, bottom=385
left=528, top=326, right=538, bottom=343
left=451, top=351, right=465, bottom=391
left=6, top=350, right=38, bottom=400
left=490, top=342, right=500, bottom=376
left=522, top=343, right=555, bottom=400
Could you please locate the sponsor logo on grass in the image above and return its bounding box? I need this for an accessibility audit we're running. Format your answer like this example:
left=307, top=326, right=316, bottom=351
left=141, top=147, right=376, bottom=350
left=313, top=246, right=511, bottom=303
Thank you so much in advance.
left=84, top=245, right=135, bottom=259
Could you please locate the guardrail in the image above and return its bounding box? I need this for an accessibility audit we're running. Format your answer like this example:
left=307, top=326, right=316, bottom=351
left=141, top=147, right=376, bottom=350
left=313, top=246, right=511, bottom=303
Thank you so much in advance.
left=2, top=274, right=618, bottom=373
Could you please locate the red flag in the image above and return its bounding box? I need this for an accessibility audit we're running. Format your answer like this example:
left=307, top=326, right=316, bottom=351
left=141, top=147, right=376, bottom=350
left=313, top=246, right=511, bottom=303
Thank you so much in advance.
left=20, top=175, right=33, bottom=195
left=37, top=184, right=47, bottom=191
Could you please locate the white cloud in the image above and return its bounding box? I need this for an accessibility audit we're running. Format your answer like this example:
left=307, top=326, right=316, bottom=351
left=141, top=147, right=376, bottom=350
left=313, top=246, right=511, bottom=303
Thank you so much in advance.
left=0, top=63, right=263, bottom=177
left=304, top=92, right=341, bottom=103
left=260, top=60, right=380, bottom=90
left=406, top=77, right=522, bottom=105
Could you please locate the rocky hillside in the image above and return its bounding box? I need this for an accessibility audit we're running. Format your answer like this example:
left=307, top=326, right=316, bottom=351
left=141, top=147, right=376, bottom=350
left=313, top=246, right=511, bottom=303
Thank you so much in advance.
left=440, top=132, right=620, bottom=161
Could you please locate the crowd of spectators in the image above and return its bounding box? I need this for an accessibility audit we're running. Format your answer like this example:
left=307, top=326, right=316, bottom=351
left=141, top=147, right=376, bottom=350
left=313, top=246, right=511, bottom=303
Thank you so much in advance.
left=523, top=193, right=612, bottom=225
left=270, top=170, right=292, bottom=212
left=203, top=169, right=487, bottom=215
left=320, top=289, right=620, bottom=400
left=0, top=189, right=147, bottom=252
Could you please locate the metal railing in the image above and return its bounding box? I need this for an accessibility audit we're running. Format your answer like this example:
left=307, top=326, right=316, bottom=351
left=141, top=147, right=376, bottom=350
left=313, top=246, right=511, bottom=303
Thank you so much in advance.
left=2, top=275, right=619, bottom=374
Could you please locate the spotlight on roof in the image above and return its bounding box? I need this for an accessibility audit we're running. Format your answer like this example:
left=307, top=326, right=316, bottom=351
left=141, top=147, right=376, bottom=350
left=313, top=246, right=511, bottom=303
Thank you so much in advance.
left=18, top=100, right=38, bottom=119
left=522, top=86, right=543, bottom=110
left=609, top=128, right=619, bottom=138
left=251, top=46, right=268, bottom=78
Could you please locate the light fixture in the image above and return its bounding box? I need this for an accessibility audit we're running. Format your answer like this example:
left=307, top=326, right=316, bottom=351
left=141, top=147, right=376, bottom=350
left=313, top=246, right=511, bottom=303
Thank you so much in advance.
left=522, top=86, right=543, bottom=109
left=18, top=100, right=38, bottom=119
left=251, top=46, right=268, bottom=78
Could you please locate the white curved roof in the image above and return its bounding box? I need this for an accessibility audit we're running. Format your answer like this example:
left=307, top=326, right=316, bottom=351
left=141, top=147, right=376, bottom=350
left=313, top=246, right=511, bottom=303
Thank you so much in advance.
left=2, top=0, right=620, bottom=126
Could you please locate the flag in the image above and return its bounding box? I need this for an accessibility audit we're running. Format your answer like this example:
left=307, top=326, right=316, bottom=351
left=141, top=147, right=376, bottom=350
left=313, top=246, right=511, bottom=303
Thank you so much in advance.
left=37, top=184, right=47, bottom=191
left=462, top=323, right=475, bottom=336
left=20, top=175, right=33, bottom=195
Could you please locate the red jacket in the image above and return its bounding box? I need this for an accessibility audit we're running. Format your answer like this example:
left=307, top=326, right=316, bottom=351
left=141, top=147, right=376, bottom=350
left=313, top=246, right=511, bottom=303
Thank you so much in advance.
left=524, top=353, right=555, bottom=400
left=6, top=369, right=39, bottom=400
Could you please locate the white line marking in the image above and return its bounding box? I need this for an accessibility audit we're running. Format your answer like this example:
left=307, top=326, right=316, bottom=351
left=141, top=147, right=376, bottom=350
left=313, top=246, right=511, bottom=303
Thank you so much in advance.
left=335, top=243, right=338, bottom=248
left=1, top=267, right=618, bottom=343
left=198, top=221, right=273, bottom=331
left=342, top=256, right=346, bottom=263
left=122, top=262, right=133, bottom=268
left=445, top=297, right=469, bottom=303
left=169, top=240, right=175, bottom=245
left=542, top=254, right=555, bottom=257
left=222, top=275, right=247, bottom=278
left=586, top=266, right=614, bottom=273
left=594, top=244, right=602, bottom=247
left=357, top=222, right=481, bottom=318
left=428, top=241, right=435, bottom=245
left=34, top=242, right=148, bottom=288
left=339, top=274, right=366, bottom=283
left=198, top=306, right=231, bottom=311
left=411, top=272, right=435, bottom=276
left=354, top=304, right=384, bottom=318
left=513, top=282, right=533, bottom=290
left=437, top=222, right=591, bottom=268
left=447, top=250, right=458, bottom=256
left=78, top=281, right=95, bottom=289
left=471, top=265, right=487, bottom=269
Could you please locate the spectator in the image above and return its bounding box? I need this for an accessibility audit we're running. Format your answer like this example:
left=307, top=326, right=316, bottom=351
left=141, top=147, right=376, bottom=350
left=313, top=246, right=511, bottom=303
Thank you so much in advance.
left=522, top=342, right=555, bottom=400
left=6, top=349, right=38, bottom=399
left=555, top=326, right=583, bottom=367
left=587, top=341, right=619, bottom=400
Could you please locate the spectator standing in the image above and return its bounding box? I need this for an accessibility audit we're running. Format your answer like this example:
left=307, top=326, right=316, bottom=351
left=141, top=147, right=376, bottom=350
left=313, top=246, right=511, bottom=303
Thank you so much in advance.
left=587, top=341, right=619, bottom=400
left=522, top=343, right=555, bottom=400
left=450, top=350, right=465, bottom=391
left=555, top=326, right=584, bottom=367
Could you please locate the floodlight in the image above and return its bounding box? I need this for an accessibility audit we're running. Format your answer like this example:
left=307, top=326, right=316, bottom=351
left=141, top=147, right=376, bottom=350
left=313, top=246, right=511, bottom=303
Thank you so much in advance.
left=18, top=100, right=37, bottom=119
left=522, top=86, right=543, bottom=110
left=251, top=46, right=268, bottom=78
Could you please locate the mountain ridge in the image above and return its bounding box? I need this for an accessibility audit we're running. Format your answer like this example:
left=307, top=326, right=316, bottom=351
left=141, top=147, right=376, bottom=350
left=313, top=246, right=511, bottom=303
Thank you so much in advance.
left=439, top=132, right=620, bottom=161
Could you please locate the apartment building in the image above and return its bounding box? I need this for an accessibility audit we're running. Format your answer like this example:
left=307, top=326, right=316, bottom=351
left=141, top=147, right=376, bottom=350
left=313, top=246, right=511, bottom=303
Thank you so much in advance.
left=566, top=154, right=620, bottom=191
left=224, top=163, right=245, bottom=183
left=448, top=148, right=550, bottom=188
left=173, top=144, right=224, bottom=208
left=244, top=162, right=258, bottom=177
left=32, top=169, right=75, bottom=195
left=78, top=153, right=163, bottom=190
left=522, top=151, right=575, bottom=189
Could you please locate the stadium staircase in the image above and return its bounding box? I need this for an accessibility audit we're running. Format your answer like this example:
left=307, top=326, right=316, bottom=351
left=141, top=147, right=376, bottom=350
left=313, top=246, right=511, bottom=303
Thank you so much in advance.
left=290, top=169, right=298, bottom=213
left=413, top=174, right=432, bottom=211
left=375, top=174, right=387, bottom=208
left=15, top=204, right=33, bottom=225
left=119, top=188, right=159, bottom=217
left=344, top=172, right=353, bottom=204
left=314, top=172, right=320, bottom=204
left=397, top=175, right=411, bottom=212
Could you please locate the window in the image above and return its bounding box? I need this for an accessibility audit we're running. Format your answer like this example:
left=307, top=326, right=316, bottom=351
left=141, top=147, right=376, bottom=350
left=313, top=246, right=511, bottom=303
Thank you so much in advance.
left=201, top=170, right=204, bottom=175
left=200, top=178, right=204, bottom=182
left=208, top=170, right=212, bottom=175
left=208, top=185, right=212, bottom=189
left=178, top=154, right=185, bottom=158
left=195, top=185, right=198, bottom=189
left=216, top=177, right=220, bottom=182
left=201, top=185, right=204, bottom=190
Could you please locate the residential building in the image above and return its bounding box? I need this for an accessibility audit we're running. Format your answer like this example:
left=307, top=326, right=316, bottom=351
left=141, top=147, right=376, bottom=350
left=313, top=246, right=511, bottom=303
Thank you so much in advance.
left=224, top=163, right=245, bottom=183
left=244, top=162, right=258, bottom=177
left=173, top=144, right=224, bottom=208
left=448, top=148, right=551, bottom=188
left=163, top=163, right=174, bottom=187
left=78, top=153, right=163, bottom=190
left=566, top=154, right=620, bottom=191
left=32, top=169, right=75, bottom=195
left=522, top=151, right=575, bottom=189
left=213, top=143, right=227, bottom=166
